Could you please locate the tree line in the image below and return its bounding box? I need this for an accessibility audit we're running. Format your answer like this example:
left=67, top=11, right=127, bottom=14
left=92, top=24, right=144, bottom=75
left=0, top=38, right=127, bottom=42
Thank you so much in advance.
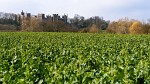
left=0, top=12, right=150, bottom=34
left=0, top=12, right=109, bottom=32
left=21, top=14, right=109, bottom=32
left=0, top=12, right=21, bottom=31
left=107, top=18, right=150, bottom=34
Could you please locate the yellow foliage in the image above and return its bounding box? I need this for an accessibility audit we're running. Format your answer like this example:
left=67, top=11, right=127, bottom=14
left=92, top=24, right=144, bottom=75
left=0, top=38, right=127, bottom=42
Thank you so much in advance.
left=129, top=21, right=142, bottom=34
left=107, top=18, right=134, bottom=34
left=107, top=18, right=150, bottom=34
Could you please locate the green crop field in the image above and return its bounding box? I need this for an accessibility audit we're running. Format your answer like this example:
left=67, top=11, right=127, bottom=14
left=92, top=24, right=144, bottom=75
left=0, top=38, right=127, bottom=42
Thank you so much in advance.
left=0, top=32, right=150, bottom=84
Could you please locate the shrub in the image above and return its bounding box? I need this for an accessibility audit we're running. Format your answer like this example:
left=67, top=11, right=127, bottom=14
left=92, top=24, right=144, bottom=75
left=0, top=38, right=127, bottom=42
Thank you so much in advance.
left=88, top=24, right=99, bottom=33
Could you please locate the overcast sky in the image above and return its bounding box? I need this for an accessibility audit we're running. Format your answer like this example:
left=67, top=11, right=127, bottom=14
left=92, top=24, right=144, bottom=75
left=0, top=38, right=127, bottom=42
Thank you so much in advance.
left=0, top=0, right=150, bottom=21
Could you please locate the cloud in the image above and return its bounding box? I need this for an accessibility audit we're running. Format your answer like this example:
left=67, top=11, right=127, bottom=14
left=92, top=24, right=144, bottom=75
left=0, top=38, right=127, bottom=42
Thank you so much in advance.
left=0, top=0, right=149, bottom=21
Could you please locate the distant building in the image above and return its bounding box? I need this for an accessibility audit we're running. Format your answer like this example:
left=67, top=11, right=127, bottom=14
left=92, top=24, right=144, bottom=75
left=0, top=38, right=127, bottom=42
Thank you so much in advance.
left=20, top=10, right=68, bottom=28
left=21, top=10, right=31, bottom=29
left=31, top=15, right=37, bottom=18
left=21, top=10, right=31, bottom=19
left=53, top=14, right=59, bottom=22
left=38, top=13, right=45, bottom=21
left=62, top=15, right=68, bottom=23
left=25, top=13, right=31, bottom=19
left=45, top=15, right=52, bottom=21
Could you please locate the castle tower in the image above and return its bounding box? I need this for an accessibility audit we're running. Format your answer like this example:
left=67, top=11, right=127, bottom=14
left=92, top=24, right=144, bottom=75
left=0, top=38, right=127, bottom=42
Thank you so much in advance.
left=21, top=10, right=24, bottom=16
left=62, top=14, right=68, bottom=23
left=53, top=14, right=59, bottom=22
left=38, top=13, right=45, bottom=21
left=21, top=10, right=25, bottom=20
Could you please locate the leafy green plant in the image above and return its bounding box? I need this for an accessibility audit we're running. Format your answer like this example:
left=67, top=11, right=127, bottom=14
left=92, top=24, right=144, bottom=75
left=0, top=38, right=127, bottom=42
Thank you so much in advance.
left=0, top=32, right=150, bottom=83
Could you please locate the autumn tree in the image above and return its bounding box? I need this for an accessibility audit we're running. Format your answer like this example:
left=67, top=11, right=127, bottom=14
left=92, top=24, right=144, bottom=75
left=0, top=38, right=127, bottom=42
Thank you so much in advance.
left=107, top=18, right=135, bottom=34
left=106, top=21, right=118, bottom=33
left=22, top=18, right=41, bottom=32
left=129, top=21, right=143, bottom=34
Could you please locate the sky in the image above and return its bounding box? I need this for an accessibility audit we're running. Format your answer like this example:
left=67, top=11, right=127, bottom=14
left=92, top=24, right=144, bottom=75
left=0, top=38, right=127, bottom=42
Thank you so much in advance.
left=0, top=0, right=150, bottom=21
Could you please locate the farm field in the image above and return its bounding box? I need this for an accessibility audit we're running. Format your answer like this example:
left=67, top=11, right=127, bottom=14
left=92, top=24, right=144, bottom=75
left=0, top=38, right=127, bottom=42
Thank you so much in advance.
left=0, top=32, right=150, bottom=84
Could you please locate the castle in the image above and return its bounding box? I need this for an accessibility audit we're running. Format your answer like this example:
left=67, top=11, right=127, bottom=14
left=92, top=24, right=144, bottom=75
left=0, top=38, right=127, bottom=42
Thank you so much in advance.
left=20, top=10, right=68, bottom=23
left=20, top=10, right=68, bottom=28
